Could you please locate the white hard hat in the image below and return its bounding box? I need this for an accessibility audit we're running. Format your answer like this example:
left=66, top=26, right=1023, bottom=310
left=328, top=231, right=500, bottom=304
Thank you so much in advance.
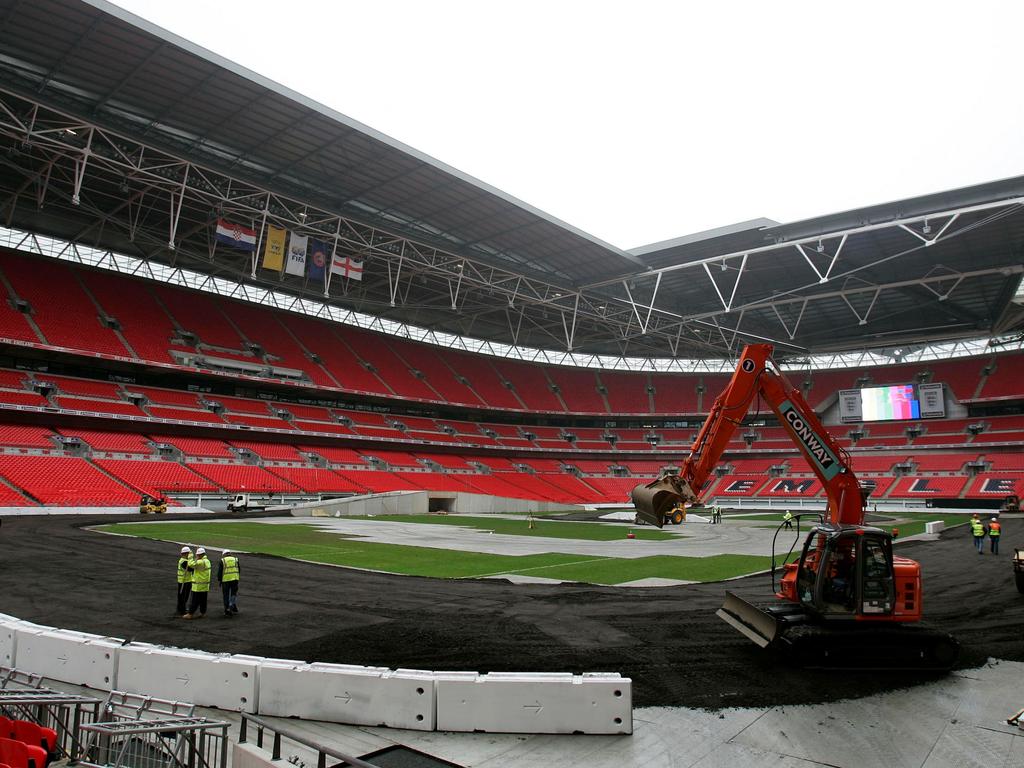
left=223, top=550, right=231, bottom=556
left=196, top=547, right=206, bottom=555
left=991, top=517, right=998, bottom=521
left=180, top=546, right=191, bottom=554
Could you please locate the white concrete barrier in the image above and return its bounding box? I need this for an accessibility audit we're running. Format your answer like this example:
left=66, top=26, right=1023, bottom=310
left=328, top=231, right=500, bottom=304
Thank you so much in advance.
left=0, top=613, right=633, bottom=735
left=14, top=629, right=120, bottom=689
left=925, top=521, right=945, bottom=534
left=435, top=671, right=632, bottom=734
left=117, top=646, right=258, bottom=712
left=258, top=661, right=435, bottom=731
left=0, top=620, right=18, bottom=666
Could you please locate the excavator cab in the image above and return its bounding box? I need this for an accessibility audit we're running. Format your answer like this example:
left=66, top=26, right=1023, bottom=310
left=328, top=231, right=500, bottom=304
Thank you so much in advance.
left=789, top=525, right=895, bottom=618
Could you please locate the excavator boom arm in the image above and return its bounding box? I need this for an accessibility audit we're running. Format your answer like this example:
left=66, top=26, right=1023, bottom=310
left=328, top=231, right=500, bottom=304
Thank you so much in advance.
left=633, top=343, right=864, bottom=527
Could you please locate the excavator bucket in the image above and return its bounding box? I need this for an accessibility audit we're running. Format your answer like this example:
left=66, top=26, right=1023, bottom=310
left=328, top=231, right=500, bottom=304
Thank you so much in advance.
left=631, top=475, right=697, bottom=528
left=716, top=590, right=780, bottom=648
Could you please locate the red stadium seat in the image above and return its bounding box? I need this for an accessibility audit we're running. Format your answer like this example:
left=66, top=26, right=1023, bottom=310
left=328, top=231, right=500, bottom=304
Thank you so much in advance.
left=11, top=720, right=56, bottom=757
left=0, top=736, right=46, bottom=768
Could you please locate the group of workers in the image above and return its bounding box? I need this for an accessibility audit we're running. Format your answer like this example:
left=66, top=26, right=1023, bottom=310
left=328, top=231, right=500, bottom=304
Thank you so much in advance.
left=970, top=514, right=1001, bottom=555
left=176, top=546, right=241, bottom=618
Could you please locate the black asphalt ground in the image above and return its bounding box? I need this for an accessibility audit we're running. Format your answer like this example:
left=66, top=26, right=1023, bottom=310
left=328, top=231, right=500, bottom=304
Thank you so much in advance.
left=3, top=513, right=1021, bottom=709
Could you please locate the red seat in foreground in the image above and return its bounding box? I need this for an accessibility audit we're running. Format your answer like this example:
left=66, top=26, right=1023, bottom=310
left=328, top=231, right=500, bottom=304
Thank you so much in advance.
left=11, top=720, right=56, bottom=757
left=0, top=736, right=46, bottom=768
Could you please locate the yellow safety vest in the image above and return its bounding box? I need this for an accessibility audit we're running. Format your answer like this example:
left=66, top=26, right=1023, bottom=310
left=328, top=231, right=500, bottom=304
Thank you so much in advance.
left=971, top=520, right=985, bottom=537
left=989, top=523, right=1001, bottom=538
left=177, top=557, right=190, bottom=585
left=222, top=556, right=240, bottom=582
left=191, top=557, right=211, bottom=592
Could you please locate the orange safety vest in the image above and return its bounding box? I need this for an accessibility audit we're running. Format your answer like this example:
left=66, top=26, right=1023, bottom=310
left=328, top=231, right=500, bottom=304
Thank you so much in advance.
left=989, top=522, right=1001, bottom=537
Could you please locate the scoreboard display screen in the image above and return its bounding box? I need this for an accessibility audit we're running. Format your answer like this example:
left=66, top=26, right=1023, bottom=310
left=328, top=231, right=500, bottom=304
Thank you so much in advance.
left=860, top=384, right=920, bottom=421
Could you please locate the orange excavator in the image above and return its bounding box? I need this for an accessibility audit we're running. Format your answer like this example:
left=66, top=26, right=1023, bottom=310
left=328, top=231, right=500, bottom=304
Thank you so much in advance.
left=632, top=343, right=959, bottom=668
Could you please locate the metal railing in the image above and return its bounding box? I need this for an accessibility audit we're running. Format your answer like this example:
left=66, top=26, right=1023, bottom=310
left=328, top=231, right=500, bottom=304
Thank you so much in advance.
left=238, top=713, right=381, bottom=768
left=78, top=716, right=228, bottom=768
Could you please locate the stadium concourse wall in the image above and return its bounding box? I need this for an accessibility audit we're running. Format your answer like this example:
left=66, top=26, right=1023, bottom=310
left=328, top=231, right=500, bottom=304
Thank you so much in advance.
left=288, top=489, right=583, bottom=517
left=0, top=613, right=631, bottom=735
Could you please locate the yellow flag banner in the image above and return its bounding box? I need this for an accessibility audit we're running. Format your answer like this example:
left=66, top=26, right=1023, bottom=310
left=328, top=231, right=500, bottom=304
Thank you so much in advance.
left=261, top=225, right=286, bottom=271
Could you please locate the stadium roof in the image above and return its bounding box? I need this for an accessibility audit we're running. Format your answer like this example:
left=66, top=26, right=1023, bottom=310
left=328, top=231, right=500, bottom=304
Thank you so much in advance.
left=0, top=0, right=1022, bottom=361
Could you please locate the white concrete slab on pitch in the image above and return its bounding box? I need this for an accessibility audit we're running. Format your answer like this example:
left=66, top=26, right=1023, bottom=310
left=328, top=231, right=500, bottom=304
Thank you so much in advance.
left=253, top=515, right=793, bottom=559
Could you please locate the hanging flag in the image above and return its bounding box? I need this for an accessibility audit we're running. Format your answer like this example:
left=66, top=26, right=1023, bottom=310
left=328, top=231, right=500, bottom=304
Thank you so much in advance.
left=215, top=219, right=257, bottom=251
left=307, top=241, right=326, bottom=281
left=285, top=234, right=309, bottom=276
left=304, top=239, right=329, bottom=280
left=331, top=255, right=364, bottom=281
left=261, top=225, right=287, bottom=270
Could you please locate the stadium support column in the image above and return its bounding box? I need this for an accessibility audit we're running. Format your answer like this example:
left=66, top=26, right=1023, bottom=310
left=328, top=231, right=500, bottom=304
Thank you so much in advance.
left=251, top=197, right=270, bottom=277
left=167, top=163, right=190, bottom=251
left=70, top=127, right=94, bottom=206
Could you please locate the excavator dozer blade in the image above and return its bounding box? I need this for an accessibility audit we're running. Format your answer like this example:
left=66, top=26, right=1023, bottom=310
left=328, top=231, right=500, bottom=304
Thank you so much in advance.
left=716, top=590, right=780, bottom=648
left=630, top=475, right=697, bottom=528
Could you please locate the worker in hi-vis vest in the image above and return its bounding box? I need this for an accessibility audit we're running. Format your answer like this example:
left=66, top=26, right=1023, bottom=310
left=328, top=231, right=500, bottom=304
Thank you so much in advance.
left=176, top=546, right=193, bottom=616
left=988, top=517, right=1001, bottom=555
left=219, top=550, right=240, bottom=617
left=183, top=547, right=211, bottom=619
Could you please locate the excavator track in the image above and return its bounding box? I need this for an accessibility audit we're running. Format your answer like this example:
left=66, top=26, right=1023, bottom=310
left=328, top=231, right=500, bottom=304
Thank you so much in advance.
left=718, top=590, right=960, bottom=671
left=779, top=623, right=960, bottom=671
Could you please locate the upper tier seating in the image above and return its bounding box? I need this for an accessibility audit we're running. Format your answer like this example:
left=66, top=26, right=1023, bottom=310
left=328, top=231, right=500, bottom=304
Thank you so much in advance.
left=547, top=368, right=606, bottom=414
left=491, top=359, right=562, bottom=412
left=77, top=270, right=188, bottom=363
left=0, top=252, right=130, bottom=356
left=649, top=373, right=701, bottom=414
left=600, top=371, right=651, bottom=414
left=442, top=351, right=522, bottom=410
left=220, top=302, right=335, bottom=387
left=343, top=330, right=439, bottom=401
left=284, top=316, right=385, bottom=394
left=151, top=284, right=247, bottom=351
left=976, top=352, right=1024, bottom=400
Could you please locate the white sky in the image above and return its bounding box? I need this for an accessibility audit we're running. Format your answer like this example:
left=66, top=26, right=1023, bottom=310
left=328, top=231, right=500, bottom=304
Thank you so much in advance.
left=110, top=0, right=1024, bottom=251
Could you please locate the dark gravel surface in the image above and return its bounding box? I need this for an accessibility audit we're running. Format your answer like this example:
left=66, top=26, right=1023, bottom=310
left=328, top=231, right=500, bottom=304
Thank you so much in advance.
left=3, top=513, right=1021, bottom=709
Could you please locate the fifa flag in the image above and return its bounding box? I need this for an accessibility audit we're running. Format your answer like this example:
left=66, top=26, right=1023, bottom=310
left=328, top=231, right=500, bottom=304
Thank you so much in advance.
left=285, top=234, right=308, bottom=276
left=306, top=239, right=330, bottom=281
left=215, top=219, right=257, bottom=251
left=331, top=254, right=364, bottom=281
left=261, top=225, right=287, bottom=271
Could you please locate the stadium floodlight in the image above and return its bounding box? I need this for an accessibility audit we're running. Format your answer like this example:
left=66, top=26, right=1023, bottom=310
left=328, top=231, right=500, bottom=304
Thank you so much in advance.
left=922, top=219, right=931, bottom=234
left=816, top=240, right=825, bottom=253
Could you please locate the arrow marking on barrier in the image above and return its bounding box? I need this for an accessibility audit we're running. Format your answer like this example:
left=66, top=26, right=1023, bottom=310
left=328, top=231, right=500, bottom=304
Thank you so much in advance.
left=334, top=692, right=352, bottom=704
left=523, top=702, right=543, bottom=715
left=56, top=654, right=68, bottom=665
left=176, top=674, right=191, bottom=686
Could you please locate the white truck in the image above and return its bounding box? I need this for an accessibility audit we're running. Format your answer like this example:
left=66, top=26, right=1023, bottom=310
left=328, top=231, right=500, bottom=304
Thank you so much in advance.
left=226, top=493, right=267, bottom=513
